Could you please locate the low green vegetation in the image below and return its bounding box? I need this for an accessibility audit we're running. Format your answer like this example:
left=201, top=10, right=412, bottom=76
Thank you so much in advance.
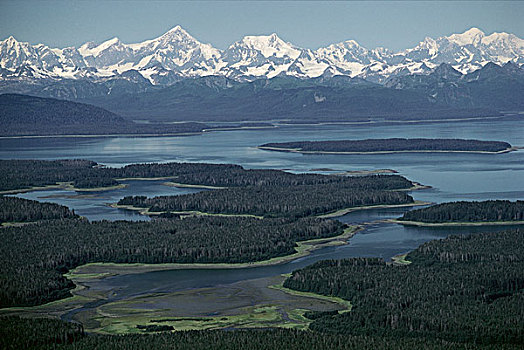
left=283, top=229, right=524, bottom=345
left=399, top=200, right=524, bottom=223
left=260, top=138, right=512, bottom=153
left=1, top=316, right=520, bottom=350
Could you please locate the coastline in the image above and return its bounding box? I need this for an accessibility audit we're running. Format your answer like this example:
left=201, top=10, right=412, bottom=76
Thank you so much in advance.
left=0, top=182, right=127, bottom=195
left=109, top=203, right=263, bottom=219
left=389, top=219, right=524, bottom=227
left=317, top=200, right=431, bottom=219
left=269, top=274, right=352, bottom=314
left=274, top=114, right=516, bottom=126
left=257, top=146, right=518, bottom=155
left=0, top=125, right=275, bottom=140
left=112, top=200, right=431, bottom=219
left=162, top=182, right=226, bottom=190
left=0, top=132, right=203, bottom=140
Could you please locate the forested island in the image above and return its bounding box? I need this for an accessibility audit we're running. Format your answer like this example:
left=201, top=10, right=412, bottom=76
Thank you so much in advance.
left=283, top=229, right=523, bottom=345
left=259, top=138, right=514, bottom=154
left=0, top=159, right=415, bottom=192
left=117, top=178, right=413, bottom=218
left=397, top=200, right=524, bottom=225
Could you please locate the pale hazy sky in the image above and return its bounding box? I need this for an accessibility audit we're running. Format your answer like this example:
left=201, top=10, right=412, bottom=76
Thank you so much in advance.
left=1, top=1, right=523, bottom=50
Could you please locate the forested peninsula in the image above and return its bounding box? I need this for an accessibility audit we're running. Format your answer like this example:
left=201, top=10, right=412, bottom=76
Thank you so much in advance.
left=283, top=229, right=523, bottom=345
left=396, top=200, right=524, bottom=225
left=259, top=138, right=514, bottom=154
left=0, top=203, right=346, bottom=307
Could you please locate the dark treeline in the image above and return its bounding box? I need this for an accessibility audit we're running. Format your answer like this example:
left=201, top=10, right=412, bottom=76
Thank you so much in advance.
left=283, top=229, right=524, bottom=345
left=2, top=317, right=520, bottom=350
left=0, top=217, right=344, bottom=307
left=0, top=159, right=414, bottom=191
left=0, top=316, right=84, bottom=350
left=0, top=196, right=77, bottom=223
left=261, top=138, right=512, bottom=153
left=0, top=159, right=119, bottom=190
left=119, top=183, right=413, bottom=218
left=400, top=200, right=524, bottom=223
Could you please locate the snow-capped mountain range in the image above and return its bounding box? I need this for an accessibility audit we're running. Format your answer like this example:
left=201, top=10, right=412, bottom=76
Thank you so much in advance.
left=1, top=26, right=523, bottom=85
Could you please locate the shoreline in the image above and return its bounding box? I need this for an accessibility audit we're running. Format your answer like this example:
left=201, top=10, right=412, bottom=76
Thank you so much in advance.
left=0, top=182, right=127, bottom=195
left=109, top=203, right=263, bottom=219
left=317, top=200, right=431, bottom=219
left=0, top=178, right=223, bottom=196
left=257, top=146, right=518, bottom=155
left=332, top=169, right=398, bottom=176
left=0, top=132, right=203, bottom=140
left=274, top=114, right=518, bottom=126
left=2, top=114, right=521, bottom=140
left=389, top=219, right=524, bottom=227
left=111, top=200, right=431, bottom=219
left=0, top=126, right=276, bottom=140
left=162, top=182, right=226, bottom=190
left=67, top=226, right=360, bottom=277
left=269, top=274, right=352, bottom=314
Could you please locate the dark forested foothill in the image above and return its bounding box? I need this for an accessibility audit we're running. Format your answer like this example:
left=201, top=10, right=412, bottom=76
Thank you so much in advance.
left=0, top=196, right=78, bottom=223
left=0, top=217, right=345, bottom=307
left=2, top=317, right=521, bottom=350
left=399, top=200, right=524, bottom=223
left=283, top=229, right=524, bottom=345
left=0, top=94, right=208, bottom=137
left=260, top=138, right=512, bottom=153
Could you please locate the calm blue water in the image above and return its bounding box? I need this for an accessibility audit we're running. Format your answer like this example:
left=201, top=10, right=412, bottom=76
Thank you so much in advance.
left=1, top=119, right=523, bottom=308
left=11, top=180, right=202, bottom=221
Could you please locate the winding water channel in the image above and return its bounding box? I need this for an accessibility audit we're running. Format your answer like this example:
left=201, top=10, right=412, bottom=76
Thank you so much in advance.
left=2, top=118, right=523, bottom=320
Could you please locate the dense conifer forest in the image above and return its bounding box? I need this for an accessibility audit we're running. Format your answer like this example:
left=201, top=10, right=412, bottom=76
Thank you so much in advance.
left=0, top=217, right=345, bottom=307
left=399, top=200, right=524, bottom=223
left=0, top=159, right=414, bottom=191
left=260, top=138, right=512, bottom=153
left=0, top=197, right=78, bottom=223
left=283, top=229, right=524, bottom=345
left=2, top=316, right=521, bottom=350
left=118, top=183, right=413, bottom=217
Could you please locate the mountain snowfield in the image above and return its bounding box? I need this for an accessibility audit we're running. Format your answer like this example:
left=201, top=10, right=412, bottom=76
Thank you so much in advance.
left=1, top=26, right=523, bottom=85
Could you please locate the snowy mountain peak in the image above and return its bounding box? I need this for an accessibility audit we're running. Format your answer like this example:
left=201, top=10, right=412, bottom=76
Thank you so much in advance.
left=157, top=25, right=195, bottom=42
left=236, top=33, right=300, bottom=59
left=448, top=27, right=485, bottom=46
left=166, top=25, right=184, bottom=34
left=3, top=36, right=17, bottom=44
left=1, top=27, right=523, bottom=86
